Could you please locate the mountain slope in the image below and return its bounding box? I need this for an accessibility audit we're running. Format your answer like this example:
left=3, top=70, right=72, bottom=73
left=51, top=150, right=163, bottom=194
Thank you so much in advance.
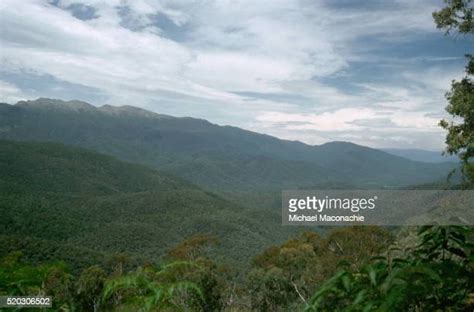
left=382, top=148, right=457, bottom=163
left=0, top=98, right=455, bottom=190
left=0, top=140, right=296, bottom=270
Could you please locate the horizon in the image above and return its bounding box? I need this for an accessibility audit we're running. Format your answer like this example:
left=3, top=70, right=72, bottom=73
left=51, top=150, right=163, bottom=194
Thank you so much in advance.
left=2, top=96, right=452, bottom=154
left=1, top=0, right=472, bottom=150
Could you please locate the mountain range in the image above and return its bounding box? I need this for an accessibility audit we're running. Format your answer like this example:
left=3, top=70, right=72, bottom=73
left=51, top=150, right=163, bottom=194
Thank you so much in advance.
left=0, top=98, right=456, bottom=191
left=0, top=97, right=460, bottom=270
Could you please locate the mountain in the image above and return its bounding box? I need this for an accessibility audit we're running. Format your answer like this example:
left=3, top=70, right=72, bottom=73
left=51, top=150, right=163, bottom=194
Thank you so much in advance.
left=382, top=148, right=457, bottom=163
left=0, top=98, right=456, bottom=190
left=0, top=140, right=297, bottom=270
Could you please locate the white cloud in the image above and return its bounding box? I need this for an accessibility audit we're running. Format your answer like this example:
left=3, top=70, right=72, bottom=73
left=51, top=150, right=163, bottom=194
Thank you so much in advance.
left=256, top=107, right=440, bottom=132
left=0, top=0, right=463, bottom=150
left=256, top=108, right=378, bottom=132
left=0, top=80, right=31, bottom=103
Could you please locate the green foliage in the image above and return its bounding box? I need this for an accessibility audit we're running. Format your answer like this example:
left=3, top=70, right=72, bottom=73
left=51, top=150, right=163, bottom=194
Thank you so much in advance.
left=439, top=54, right=474, bottom=185
left=0, top=243, right=230, bottom=311
left=0, top=252, right=74, bottom=310
left=304, top=226, right=474, bottom=311
left=434, top=0, right=474, bottom=185
left=0, top=251, right=51, bottom=296
left=2, top=227, right=471, bottom=311
left=433, top=0, right=473, bottom=34
left=0, top=252, right=208, bottom=311
left=325, top=227, right=394, bottom=271
left=102, top=262, right=203, bottom=311
left=0, top=95, right=468, bottom=311
left=0, top=140, right=297, bottom=270
left=165, top=235, right=237, bottom=311
left=248, top=228, right=394, bottom=311
left=76, top=265, right=106, bottom=312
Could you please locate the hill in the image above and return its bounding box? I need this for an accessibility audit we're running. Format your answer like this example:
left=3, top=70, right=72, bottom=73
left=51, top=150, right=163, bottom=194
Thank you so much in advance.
left=382, top=148, right=457, bottom=163
left=0, top=140, right=298, bottom=271
left=0, top=98, right=456, bottom=190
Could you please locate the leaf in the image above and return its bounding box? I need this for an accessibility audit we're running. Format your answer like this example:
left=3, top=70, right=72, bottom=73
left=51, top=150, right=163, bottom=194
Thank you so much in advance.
left=341, top=275, right=351, bottom=292
left=418, top=226, right=433, bottom=235
left=368, top=267, right=377, bottom=287
left=448, top=247, right=467, bottom=258
left=353, top=289, right=367, bottom=305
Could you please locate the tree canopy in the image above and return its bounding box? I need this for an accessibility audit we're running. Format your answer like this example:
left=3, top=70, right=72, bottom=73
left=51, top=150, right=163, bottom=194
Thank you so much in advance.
left=434, top=0, right=474, bottom=185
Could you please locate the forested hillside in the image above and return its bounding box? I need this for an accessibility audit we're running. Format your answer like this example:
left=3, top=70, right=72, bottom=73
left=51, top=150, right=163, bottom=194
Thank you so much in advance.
left=0, top=99, right=456, bottom=191
left=0, top=140, right=299, bottom=271
left=382, top=148, right=457, bottom=163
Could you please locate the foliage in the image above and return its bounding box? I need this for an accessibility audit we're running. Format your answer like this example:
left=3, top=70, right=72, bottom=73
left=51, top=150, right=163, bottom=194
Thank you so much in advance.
left=165, top=234, right=237, bottom=311
left=434, top=0, right=474, bottom=185
left=433, top=0, right=473, bottom=34
left=248, top=227, right=394, bottom=311
left=0, top=247, right=219, bottom=311
left=166, top=234, right=218, bottom=261
left=76, top=265, right=106, bottom=312
left=0, top=140, right=297, bottom=270
left=0, top=252, right=74, bottom=310
left=2, top=226, right=471, bottom=311
left=101, top=262, right=203, bottom=311
left=304, top=226, right=474, bottom=311
left=0, top=251, right=52, bottom=296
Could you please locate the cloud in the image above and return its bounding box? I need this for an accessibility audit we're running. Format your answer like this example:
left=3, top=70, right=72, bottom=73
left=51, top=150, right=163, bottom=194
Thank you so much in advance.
left=256, top=107, right=440, bottom=132
left=0, top=80, right=30, bottom=103
left=0, top=0, right=466, bottom=150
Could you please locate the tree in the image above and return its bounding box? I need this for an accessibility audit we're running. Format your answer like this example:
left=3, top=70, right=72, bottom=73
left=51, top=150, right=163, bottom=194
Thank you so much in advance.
left=433, top=0, right=473, bottom=34
left=325, top=227, right=394, bottom=271
left=305, top=226, right=474, bottom=311
left=101, top=261, right=203, bottom=311
left=0, top=252, right=75, bottom=310
left=42, top=264, right=75, bottom=311
left=166, top=235, right=229, bottom=311
left=76, top=265, right=106, bottom=312
left=434, top=0, right=474, bottom=185
left=247, top=228, right=393, bottom=311
left=166, top=234, right=218, bottom=261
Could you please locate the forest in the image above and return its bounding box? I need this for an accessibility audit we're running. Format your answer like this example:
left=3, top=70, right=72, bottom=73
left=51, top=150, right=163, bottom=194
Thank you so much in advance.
left=1, top=0, right=474, bottom=311
left=0, top=134, right=472, bottom=311
left=2, top=220, right=473, bottom=311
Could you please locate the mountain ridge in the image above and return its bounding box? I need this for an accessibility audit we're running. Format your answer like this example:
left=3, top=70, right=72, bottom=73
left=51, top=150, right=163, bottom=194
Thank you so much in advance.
left=0, top=98, right=456, bottom=190
left=382, top=148, right=457, bottom=163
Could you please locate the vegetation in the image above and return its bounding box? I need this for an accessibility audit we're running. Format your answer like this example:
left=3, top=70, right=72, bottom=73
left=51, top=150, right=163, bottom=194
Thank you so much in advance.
left=0, top=140, right=300, bottom=271
left=299, top=4, right=474, bottom=311
left=0, top=131, right=471, bottom=311
left=0, top=98, right=456, bottom=191
left=0, top=3, right=472, bottom=311
left=2, top=137, right=467, bottom=311
left=247, top=227, right=393, bottom=311
left=2, top=226, right=472, bottom=311
left=101, top=262, right=204, bottom=311
left=435, top=0, right=474, bottom=185
left=305, top=226, right=474, bottom=311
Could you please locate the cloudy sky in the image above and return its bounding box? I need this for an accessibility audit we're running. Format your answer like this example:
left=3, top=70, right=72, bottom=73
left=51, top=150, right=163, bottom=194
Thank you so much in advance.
left=0, top=0, right=472, bottom=150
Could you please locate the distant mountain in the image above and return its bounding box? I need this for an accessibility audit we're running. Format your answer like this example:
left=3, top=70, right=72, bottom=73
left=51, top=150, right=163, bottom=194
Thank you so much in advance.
left=382, top=148, right=457, bottom=163
left=0, top=98, right=456, bottom=190
left=0, top=140, right=296, bottom=270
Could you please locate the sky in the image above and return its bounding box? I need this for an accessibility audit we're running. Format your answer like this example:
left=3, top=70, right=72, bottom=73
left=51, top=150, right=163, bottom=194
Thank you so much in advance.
left=0, top=0, right=472, bottom=150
